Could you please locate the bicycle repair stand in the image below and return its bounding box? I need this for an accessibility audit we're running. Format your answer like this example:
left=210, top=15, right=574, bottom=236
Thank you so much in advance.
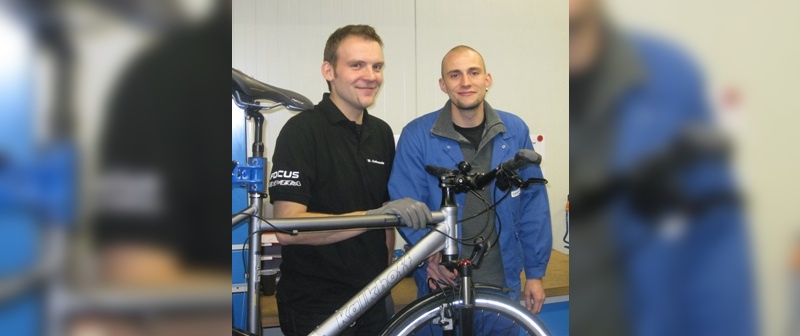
left=231, top=68, right=315, bottom=335
left=231, top=97, right=270, bottom=334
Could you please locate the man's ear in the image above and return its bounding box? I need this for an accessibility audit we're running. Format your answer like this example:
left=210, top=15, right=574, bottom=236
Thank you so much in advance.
left=322, top=61, right=335, bottom=81
left=485, top=72, right=493, bottom=89
left=439, top=78, right=446, bottom=93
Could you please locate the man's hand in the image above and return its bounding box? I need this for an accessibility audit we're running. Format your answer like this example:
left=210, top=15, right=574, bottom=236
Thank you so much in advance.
left=524, top=278, right=546, bottom=314
left=426, top=252, right=457, bottom=288
left=366, top=198, right=432, bottom=230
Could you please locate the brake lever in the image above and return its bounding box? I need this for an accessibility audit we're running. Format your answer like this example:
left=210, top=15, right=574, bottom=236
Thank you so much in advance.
left=468, top=239, right=487, bottom=269
left=496, top=169, right=519, bottom=191
left=497, top=169, right=548, bottom=191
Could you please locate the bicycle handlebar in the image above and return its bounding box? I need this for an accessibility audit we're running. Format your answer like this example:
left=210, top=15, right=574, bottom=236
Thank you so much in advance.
left=473, top=149, right=541, bottom=189
left=425, top=149, right=543, bottom=193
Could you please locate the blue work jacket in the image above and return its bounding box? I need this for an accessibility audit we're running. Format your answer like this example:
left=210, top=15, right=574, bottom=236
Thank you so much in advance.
left=389, top=107, right=552, bottom=300
left=609, top=34, right=756, bottom=336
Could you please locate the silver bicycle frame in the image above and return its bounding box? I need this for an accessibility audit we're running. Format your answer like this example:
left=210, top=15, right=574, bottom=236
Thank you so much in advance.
left=247, top=193, right=263, bottom=333
left=232, top=208, right=453, bottom=335
left=310, top=207, right=456, bottom=336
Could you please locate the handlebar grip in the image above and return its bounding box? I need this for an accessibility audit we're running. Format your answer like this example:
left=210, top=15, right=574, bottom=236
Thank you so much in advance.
left=501, top=149, right=542, bottom=171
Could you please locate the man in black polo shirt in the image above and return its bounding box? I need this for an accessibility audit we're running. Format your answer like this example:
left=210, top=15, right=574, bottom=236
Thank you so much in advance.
left=268, top=25, right=432, bottom=336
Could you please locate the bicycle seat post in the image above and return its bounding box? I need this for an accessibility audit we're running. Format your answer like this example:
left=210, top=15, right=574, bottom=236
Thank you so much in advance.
left=245, top=107, right=265, bottom=158
left=246, top=192, right=263, bottom=335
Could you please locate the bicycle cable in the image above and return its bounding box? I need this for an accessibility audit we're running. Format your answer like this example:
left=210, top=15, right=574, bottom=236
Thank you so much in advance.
left=490, top=183, right=505, bottom=252
left=429, top=188, right=511, bottom=246
left=471, top=189, right=500, bottom=255
left=234, top=212, right=297, bottom=289
left=239, top=230, right=263, bottom=283
left=427, top=276, right=456, bottom=326
left=452, top=189, right=494, bottom=244
left=233, top=211, right=297, bottom=235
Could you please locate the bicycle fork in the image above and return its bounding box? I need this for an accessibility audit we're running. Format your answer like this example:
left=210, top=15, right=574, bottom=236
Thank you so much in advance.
left=437, top=188, right=492, bottom=335
left=436, top=179, right=477, bottom=335
left=438, top=258, right=477, bottom=336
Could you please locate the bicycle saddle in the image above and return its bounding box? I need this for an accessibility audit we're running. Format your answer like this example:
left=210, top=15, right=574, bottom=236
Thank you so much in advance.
left=231, top=68, right=314, bottom=111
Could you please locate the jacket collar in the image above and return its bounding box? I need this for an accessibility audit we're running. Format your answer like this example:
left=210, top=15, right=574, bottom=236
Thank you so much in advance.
left=582, top=24, right=645, bottom=124
left=430, top=100, right=506, bottom=144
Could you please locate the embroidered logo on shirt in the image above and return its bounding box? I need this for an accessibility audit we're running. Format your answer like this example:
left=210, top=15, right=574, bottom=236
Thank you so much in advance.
left=269, top=170, right=301, bottom=187
left=511, top=188, right=521, bottom=198
left=366, top=159, right=385, bottom=165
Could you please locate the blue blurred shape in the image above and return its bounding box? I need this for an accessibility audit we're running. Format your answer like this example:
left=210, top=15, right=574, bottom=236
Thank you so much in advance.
left=0, top=6, right=41, bottom=335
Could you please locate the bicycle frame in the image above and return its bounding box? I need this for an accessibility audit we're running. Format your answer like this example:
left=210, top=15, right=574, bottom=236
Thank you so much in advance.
left=311, top=211, right=453, bottom=336
left=231, top=208, right=454, bottom=336
left=232, top=158, right=544, bottom=335
left=232, top=152, right=542, bottom=335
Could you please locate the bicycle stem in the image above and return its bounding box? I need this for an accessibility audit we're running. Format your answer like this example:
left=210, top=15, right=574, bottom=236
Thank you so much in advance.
left=441, top=205, right=459, bottom=264
left=438, top=177, right=460, bottom=265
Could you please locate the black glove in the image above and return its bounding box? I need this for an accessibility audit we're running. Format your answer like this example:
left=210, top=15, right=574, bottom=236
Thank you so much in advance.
left=366, top=198, right=433, bottom=230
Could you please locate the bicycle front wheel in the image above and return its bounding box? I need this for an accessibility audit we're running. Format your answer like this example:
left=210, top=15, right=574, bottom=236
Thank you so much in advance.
left=381, top=288, right=551, bottom=336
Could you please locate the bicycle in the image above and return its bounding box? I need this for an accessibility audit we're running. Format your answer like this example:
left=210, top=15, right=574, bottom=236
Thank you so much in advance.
left=231, top=68, right=551, bottom=336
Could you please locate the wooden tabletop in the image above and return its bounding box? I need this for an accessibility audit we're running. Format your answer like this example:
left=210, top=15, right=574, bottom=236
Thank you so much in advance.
left=536, top=249, right=570, bottom=297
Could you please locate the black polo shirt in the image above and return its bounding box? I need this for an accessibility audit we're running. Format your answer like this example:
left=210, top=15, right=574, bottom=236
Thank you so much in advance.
left=269, top=93, right=395, bottom=312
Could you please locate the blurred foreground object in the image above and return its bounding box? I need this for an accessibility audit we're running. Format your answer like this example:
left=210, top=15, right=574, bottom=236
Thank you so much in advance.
left=0, top=1, right=77, bottom=334
left=569, top=0, right=755, bottom=335
left=2, top=0, right=231, bottom=334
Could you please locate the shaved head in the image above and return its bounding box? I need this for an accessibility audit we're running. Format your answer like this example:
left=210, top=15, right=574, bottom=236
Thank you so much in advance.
left=438, top=45, right=492, bottom=116
left=441, top=45, right=487, bottom=78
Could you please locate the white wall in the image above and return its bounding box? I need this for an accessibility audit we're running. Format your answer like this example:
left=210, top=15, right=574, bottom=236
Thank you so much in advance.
left=232, top=0, right=569, bottom=254
left=414, top=0, right=569, bottom=254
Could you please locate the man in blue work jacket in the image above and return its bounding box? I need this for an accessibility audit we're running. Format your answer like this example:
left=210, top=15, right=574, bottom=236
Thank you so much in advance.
left=389, top=45, right=552, bottom=315
left=570, top=1, right=756, bottom=335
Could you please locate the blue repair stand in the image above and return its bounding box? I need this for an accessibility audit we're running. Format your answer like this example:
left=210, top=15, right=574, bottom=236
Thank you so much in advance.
left=0, top=43, right=39, bottom=336
left=232, top=104, right=250, bottom=330
left=0, top=25, right=75, bottom=334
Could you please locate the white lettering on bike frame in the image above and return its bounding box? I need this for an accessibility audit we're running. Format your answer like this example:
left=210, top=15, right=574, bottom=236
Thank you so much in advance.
left=312, top=223, right=447, bottom=336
